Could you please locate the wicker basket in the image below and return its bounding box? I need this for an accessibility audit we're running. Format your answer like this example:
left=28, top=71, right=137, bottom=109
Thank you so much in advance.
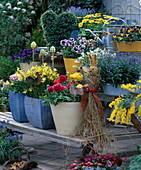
left=3, top=147, right=38, bottom=170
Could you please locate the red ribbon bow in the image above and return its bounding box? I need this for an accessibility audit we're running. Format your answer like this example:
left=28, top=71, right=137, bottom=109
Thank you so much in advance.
left=81, top=86, right=104, bottom=120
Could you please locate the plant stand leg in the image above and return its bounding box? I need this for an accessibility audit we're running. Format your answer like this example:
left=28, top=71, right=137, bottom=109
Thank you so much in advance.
left=131, top=114, right=141, bottom=133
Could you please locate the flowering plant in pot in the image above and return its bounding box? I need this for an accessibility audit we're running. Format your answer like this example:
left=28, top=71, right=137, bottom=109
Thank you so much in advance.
left=15, top=63, right=59, bottom=129
left=0, top=120, right=22, bottom=164
left=60, top=37, right=94, bottom=74
left=43, top=74, right=83, bottom=135
left=97, top=52, right=140, bottom=96
left=109, top=81, right=141, bottom=125
left=2, top=73, right=29, bottom=122
left=112, top=26, right=141, bottom=52
left=70, top=150, right=125, bottom=170
left=11, top=48, right=41, bottom=64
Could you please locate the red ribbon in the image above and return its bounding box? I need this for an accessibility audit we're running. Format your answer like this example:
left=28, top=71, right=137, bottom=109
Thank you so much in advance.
left=81, top=86, right=104, bottom=120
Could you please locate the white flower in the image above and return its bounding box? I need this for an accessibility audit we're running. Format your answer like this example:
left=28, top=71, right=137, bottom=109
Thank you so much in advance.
left=31, top=10, right=36, bottom=14
left=17, top=7, right=21, bottom=11
left=0, top=3, right=3, bottom=8
left=7, top=6, right=12, bottom=9
left=9, top=16, right=14, bottom=19
left=17, top=1, right=22, bottom=5
left=5, top=3, right=11, bottom=6
left=13, top=7, right=18, bottom=10
left=29, top=6, right=34, bottom=9
left=3, top=11, right=7, bottom=13
left=22, top=9, right=26, bottom=13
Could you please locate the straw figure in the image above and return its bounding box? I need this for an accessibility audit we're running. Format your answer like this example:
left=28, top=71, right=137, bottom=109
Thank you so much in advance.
left=74, top=53, right=114, bottom=159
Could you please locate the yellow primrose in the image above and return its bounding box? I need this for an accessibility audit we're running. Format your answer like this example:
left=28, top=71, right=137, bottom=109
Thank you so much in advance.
left=6, top=80, right=10, bottom=85
left=29, top=88, right=32, bottom=91
left=23, top=90, right=27, bottom=94
left=76, top=84, right=83, bottom=88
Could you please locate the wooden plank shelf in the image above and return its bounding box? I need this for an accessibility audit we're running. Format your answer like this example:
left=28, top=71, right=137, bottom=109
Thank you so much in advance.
left=0, top=112, right=140, bottom=147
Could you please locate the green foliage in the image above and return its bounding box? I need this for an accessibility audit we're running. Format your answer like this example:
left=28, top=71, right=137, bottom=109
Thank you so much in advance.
left=42, top=0, right=105, bottom=14
left=137, top=145, right=141, bottom=152
left=0, top=56, right=19, bottom=82
left=0, top=1, right=36, bottom=56
left=0, top=121, right=22, bottom=164
left=125, top=154, right=141, bottom=170
left=29, top=23, right=47, bottom=48
left=41, top=10, right=78, bottom=50
left=0, top=80, right=9, bottom=111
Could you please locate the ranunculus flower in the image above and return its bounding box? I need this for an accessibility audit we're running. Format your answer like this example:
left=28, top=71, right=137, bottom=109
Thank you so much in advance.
left=53, top=79, right=60, bottom=84
left=67, top=82, right=71, bottom=89
left=48, top=86, right=54, bottom=92
left=59, top=75, right=67, bottom=83
left=61, top=86, right=67, bottom=91
left=53, top=83, right=62, bottom=91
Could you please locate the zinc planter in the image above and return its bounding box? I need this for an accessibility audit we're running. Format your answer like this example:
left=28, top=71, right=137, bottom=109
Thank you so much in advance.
left=103, top=84, right=129, bottom=96
left=24, top=96, right=55, bottom=129
left=63, top=58, right=81, bottom=74
left=9, top=90, right=28, bottom=122
left=117, top=41, right=141, bottom=52
left=19, top=61, right=41, bottom=72
left=50, top=102, right=83, bottom=136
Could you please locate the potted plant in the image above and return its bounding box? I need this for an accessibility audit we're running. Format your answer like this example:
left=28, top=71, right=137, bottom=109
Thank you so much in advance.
left=43, top=74, right=83, bottom=136
left=16, top=63, right=59, bottom=129
left=112, top=25, right=141, bottom=52
left=2, top=74, right=28, bottom=123
left=11, top=48, right=41, bottom=72
left=60, top=37, right=94, bottom=74
left=0, top=120, right=23, bottom=164
left=70, top=149, right=125, bottom=169
left=109, top=81, right=141, bottom=125
left=0, top=80, right=9, bottom=112
left=97, top=52, right=141, bottom=96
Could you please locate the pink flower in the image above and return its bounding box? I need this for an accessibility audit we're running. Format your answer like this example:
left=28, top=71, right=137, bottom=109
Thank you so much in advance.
left=9, top=73, right=19, bottom=81
left=53, top=83, right=62, bottom=91
left=106, top=161, right=113, bottom=167
left=115, top=158, right=123, bottom=166
left=67, top=82, right=71, bottom=89
left=61, top=86, right=67, bottom=91
left=48, top=86, right=54, bottom=92
left=53, top=79, right=60, bottom=84
left=1, top=83, right=7, bottom=90
left=59, top=75, right=67, bottom=83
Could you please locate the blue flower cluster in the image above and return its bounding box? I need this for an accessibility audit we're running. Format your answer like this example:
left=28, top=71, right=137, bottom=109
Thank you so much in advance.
left=66, top=6, right=95, bottom=17
left=11, top=48, right=40, bottom=63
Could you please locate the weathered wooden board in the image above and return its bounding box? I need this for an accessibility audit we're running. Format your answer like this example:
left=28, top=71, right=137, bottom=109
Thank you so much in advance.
left=0, top=112, right=140, bottom=147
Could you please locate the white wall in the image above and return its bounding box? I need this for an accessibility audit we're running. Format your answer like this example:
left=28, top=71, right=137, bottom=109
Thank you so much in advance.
left=104, top=0, right=141, bottom=25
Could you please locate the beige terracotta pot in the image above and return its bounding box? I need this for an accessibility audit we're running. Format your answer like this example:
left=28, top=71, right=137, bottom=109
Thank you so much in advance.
left=117, top=41, right=141, bottom=52
left=50, top=102, right=83, bottom=136
left=19, top=62, right=41, bottom=72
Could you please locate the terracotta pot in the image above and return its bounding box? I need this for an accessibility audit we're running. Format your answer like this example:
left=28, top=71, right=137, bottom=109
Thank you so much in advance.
left=50, top=102, right=83, bottom=136
left=19, top=62, right=41, bottom=72
left=117, top=41, right=141, bottom=52
left=63, top=58, right=81, bottom=74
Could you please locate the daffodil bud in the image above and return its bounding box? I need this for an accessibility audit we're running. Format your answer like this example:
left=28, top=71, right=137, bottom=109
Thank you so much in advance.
left=31, top=41, right=36, bottom=49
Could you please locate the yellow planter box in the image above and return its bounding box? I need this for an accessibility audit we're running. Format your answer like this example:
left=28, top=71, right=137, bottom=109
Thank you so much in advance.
left=117, top=41, right=141, bottom=52
left=63, top=58, right=81, bottom=74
